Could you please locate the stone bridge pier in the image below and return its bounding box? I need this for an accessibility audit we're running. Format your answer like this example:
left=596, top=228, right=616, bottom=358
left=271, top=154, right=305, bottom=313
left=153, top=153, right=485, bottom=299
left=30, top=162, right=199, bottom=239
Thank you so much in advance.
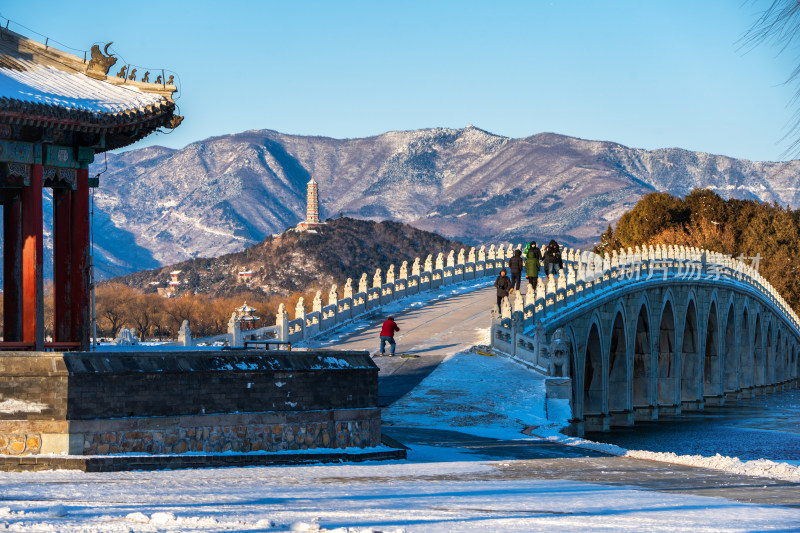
left=491, top=245, right=800, bottom=435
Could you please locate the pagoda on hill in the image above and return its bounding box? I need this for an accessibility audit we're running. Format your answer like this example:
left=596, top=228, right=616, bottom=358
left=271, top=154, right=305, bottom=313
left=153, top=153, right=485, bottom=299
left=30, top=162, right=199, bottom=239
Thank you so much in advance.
left=0, top=26, right=183, bottom=350
left=296, top=176, right=325, bottom=231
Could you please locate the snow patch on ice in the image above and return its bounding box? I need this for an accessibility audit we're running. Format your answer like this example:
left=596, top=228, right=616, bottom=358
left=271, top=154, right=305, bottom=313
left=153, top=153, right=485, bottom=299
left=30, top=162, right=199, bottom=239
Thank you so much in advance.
left=535, top=430, right=800, bottom=482
left=149, top=511, right=177, bottom=525
left=290, top=519, right=320, bottom=531
left=625, top=450, right=800, bottom=483
left=125, top=511, right=149, bottom=523
left=46, top=505, right=67, bottom=517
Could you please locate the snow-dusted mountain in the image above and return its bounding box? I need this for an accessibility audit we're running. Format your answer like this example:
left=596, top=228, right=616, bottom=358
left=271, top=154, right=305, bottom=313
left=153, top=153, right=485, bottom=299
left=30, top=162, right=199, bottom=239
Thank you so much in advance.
left=83, top=126, right=800, bottom=279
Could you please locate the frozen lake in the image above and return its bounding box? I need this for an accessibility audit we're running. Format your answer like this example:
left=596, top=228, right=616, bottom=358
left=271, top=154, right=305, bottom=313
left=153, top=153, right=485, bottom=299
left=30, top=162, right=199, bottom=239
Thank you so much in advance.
left=587, top=388, right=800, bottom=463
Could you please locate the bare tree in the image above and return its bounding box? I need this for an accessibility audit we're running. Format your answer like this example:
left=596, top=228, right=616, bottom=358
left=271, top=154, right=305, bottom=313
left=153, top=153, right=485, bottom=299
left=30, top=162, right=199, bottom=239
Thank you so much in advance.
left=96, top=283, right=137, bottom=338
left=742, top=0, right=800, bottom=154
left=127, top=293, right=162, bottom=341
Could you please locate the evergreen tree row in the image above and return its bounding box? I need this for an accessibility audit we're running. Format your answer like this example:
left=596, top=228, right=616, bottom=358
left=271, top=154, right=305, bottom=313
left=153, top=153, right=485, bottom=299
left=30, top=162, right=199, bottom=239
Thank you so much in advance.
left=596, top=189, right=800, bottom=312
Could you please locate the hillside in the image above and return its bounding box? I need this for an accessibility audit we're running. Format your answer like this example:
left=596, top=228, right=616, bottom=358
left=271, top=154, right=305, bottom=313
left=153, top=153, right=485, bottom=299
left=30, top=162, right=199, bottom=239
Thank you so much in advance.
left=76, top=126, right=800, bottom=279
left=109, top=217, right=463, bottom=298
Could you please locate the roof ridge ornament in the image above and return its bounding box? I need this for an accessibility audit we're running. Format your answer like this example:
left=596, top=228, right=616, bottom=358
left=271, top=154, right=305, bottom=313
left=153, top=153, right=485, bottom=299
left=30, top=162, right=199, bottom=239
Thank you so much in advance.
left=85, top=43, right=116, bottom=79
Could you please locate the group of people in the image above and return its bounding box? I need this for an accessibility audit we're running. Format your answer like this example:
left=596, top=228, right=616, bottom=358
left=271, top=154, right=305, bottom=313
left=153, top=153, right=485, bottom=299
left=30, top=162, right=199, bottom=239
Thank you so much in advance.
left=376, top=239, right=564, bottom=356
left=495, top=239, right=563, bottom=309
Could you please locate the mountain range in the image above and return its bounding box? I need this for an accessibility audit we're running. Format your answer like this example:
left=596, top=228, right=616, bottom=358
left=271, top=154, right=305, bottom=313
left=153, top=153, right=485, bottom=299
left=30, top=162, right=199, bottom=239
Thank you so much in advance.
left=73, top=126, right=800, bottom=279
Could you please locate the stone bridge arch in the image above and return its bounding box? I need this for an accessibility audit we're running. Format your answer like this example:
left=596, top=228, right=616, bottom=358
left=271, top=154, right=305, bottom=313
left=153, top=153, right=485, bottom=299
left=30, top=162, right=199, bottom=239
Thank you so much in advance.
left=776, top=327, right=784, bottom=385
left=739, top=303, right=753, bottom=393
left=722, top=296, right=739, bottom=397
left=583, top=312, right=605, bottom=423
left=703, top=295, right=721, bottom=403
left=766, top=320, right=774, bottom=386
left=657, top=294, right=679, bottom=413
left=608, top=301, right=630, bottom=421
left=631, top=294, right=654, bottom=419
left=754, top=313, right=765, bottom=387
left=681, top=296, right=701, bottom=410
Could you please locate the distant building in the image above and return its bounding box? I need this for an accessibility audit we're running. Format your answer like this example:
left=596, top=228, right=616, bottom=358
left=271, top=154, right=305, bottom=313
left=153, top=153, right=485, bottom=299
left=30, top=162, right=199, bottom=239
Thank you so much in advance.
left=169, top=270, right=182, bottom=287
left=156, top=270, right=182, bottom=297
left=235, top=302, right=260, bottom=330
left=238, top=270, right=253, bottom=283
left=296, top=177, right=325, bottom=231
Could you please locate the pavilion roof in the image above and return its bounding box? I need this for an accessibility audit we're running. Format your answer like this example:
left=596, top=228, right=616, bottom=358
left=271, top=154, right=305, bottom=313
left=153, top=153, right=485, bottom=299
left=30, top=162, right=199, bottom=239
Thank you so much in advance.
left=0, top=28, right=182, bottom=151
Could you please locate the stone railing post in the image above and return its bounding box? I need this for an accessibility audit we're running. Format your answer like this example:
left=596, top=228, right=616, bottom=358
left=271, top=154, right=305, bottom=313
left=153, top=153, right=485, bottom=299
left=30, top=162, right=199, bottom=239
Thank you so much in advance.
left=276, top=303, right=289, bottom=344
left=545, top=274, right=556, bottom=317
left=344, top=278, right=353, bottom=300
left=328, top=284, right=338, bottom=307
left=512, top=290, right=524, bottom=334
left=566, top=264, right=576, bottom=305
left=556, top=269, right=567, bottom=310
left=501, top=295, right=512, bottom=320
left=312, top=290, right=323, bottom=314
left=535, top=277, right=546, bottom=318
left=475, top=246, right=485, bottom=277
left=228, top=312, right=243, bottom=348
left=442, top=251, right=454, bottom=285
left=178, top=320, right=192, bottom=347
left=524, top=281, right=536, bottom=330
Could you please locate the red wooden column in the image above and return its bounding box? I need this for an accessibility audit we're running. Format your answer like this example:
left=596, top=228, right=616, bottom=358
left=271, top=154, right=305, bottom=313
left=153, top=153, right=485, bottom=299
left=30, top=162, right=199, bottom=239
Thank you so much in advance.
left=21, top=163, right=44, bottom=350
left=53, top=187, right=72, bottom=342
left=70, top=168, right=90, bottom=350
left=3, top=191, right=22, bottom=342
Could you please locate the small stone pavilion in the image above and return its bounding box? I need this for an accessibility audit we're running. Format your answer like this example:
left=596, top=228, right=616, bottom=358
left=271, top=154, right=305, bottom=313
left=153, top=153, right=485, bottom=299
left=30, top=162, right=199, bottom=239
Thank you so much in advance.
left=0, top=27, right=390, bottom=469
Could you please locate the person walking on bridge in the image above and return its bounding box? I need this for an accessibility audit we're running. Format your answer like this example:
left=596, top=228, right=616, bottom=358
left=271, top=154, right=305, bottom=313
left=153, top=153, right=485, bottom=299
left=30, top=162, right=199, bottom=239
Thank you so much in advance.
left=508, top=249, right=524, bottom=292
left=378, top=315, right=400, bottom=356
left=525, top=242, right=541, bottom=288
left=494, top=269, right=512, bottom=310
left=543, top=239, right=563, bottom=275
left=523, top=240, right=541, bottom=262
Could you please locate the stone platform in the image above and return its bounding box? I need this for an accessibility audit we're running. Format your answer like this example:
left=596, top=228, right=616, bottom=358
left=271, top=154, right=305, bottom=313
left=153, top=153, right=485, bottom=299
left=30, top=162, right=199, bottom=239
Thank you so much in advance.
left=0, top=349, right=385, bottom=467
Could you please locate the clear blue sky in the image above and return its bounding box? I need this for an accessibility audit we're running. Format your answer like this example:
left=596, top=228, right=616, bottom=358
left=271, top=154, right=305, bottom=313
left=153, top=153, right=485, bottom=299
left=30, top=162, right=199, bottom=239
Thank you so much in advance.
left=4, top=1, right=796, bottom=161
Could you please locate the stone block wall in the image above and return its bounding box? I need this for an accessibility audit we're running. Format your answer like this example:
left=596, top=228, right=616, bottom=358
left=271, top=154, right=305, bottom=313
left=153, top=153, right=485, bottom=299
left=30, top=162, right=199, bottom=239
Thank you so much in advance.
left=0, top=350, right=380, bottom=456
left=0, top=354, right=69, bottom=421
left=79, top=409, right=380, bottom=455
left=62, top=351, right=376, bottom=419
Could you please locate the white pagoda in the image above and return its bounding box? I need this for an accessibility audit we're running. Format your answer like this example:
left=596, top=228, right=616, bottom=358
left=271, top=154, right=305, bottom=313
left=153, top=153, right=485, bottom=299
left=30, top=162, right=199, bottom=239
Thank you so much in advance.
left=296, top=176, right=325, bottom=231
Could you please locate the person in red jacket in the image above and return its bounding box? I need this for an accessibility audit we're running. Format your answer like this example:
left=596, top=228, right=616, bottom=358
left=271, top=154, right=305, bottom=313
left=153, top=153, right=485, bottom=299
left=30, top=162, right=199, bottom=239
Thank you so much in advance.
left=378, top=316, right=400, bottom=356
